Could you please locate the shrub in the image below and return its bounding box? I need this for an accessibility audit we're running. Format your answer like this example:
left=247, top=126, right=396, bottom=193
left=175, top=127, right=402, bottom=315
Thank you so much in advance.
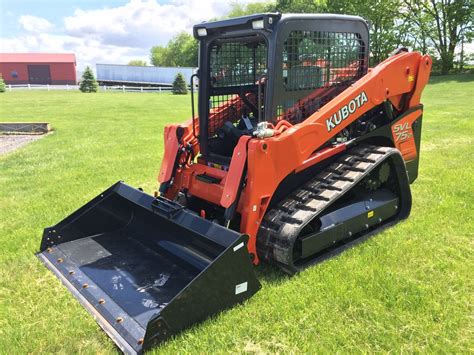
left=172, top=73, right=188, bottom=95
left=79, top=66, right=99, bottom=93
left=0, top=76, right=5, bottom=93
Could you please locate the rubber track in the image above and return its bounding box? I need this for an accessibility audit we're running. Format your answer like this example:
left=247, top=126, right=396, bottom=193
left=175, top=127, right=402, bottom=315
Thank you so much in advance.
left=257, top=144, right=399, bottom=274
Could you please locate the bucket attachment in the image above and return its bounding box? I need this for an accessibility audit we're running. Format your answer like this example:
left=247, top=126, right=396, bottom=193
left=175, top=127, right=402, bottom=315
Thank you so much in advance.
left=37, top=182, right=260, bottom=354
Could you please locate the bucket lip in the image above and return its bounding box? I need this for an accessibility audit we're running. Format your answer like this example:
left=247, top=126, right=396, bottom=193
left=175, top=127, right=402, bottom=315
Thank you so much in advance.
left=36, top=252, right=141, bottom=354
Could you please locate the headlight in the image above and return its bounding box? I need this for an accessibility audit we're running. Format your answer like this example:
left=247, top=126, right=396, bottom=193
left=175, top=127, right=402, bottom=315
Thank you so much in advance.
left=252, top=19, right=264, bottom=30
left=197, top=28, right=207, bottom=37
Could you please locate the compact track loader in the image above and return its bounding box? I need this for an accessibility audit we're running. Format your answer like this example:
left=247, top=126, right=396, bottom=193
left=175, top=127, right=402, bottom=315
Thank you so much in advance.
left=38, top=13, right=431, bottom=353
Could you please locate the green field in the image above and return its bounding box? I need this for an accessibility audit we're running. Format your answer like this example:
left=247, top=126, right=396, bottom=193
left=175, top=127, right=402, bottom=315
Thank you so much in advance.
left=0, top=76, right=473, bottom=353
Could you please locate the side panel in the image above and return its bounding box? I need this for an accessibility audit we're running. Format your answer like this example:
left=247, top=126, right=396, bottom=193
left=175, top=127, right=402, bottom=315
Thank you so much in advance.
left=355, top=106, right=424, bottom=183
left=391, top=109, right=421, bottom=161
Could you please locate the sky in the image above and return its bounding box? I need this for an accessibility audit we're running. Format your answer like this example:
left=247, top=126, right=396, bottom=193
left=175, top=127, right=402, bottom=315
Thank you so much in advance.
left=0, top=0, right=263, bottom=70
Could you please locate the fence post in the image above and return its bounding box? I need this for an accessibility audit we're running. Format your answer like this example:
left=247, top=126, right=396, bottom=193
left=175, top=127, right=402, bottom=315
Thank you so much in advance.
left=122, top=85, right=125, bottom=93
left=28, top=84, right=31, bottom=90
left=103, top=85, right=107, bottom=92
left=47, top=84, right=50, bottom=91
left=66, top=84, right=69, bottom=90
left=8, top=84, right=12, bottom=92
left=140, top=86, right=143, bottom=93
left=159, top=86, right=162, bottom=93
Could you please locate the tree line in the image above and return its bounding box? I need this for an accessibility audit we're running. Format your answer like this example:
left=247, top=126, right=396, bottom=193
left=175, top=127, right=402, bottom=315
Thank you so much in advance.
left=146, top=0, right=473, bottom=74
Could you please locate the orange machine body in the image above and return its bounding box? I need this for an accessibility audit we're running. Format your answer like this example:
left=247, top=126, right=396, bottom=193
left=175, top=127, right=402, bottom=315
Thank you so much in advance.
left=159, top=51, right=432, bottom=263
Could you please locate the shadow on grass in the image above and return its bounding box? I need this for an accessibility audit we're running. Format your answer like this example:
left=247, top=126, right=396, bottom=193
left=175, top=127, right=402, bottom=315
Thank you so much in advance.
left=254, top=263, right=290, bottom=284
left=429, top=73, right=474, bottom=84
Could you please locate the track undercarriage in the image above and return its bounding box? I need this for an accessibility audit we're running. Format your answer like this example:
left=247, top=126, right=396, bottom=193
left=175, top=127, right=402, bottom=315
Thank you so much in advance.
left=258, top=145, right=412, bottom=274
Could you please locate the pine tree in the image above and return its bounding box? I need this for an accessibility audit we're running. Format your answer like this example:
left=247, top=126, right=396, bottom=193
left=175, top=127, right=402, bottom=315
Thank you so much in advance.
left=172, top=73, right=188, bottom=95
left=0, top=76, right=6, bottom=93
left=79, top=66, right=99, bottom=93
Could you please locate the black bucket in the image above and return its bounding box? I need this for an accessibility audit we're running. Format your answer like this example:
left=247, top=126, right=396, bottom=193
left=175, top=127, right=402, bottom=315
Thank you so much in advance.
left=37, top=182, right=260, bottom=354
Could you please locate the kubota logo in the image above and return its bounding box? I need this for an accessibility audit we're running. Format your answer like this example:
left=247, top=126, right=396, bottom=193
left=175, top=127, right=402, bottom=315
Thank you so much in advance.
left=326, top=91, right=369, bottom=132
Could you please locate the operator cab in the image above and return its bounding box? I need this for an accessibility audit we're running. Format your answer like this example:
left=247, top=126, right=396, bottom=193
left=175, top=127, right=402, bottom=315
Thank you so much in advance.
left=193, top=13, right=369, bottom=163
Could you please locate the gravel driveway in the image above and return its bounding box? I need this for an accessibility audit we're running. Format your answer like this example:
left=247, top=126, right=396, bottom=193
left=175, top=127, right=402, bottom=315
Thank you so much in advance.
left=0, top=134, right=45, bottom=156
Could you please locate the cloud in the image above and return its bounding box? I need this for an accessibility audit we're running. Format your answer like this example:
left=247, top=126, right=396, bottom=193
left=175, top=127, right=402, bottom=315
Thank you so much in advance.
left=19, top=15, right=54, bottom=32
left=63, top=0, right=244, bottom=48
left=1, top=0, right=266, bottom=70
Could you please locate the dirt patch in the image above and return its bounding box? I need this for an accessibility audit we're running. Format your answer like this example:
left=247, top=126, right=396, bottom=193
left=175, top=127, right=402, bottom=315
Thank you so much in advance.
left=0, top=134, right=45, bottom=156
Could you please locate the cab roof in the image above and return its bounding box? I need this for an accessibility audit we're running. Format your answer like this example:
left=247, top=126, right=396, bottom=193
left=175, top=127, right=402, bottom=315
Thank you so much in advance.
left=193, top=13, right=368, bottom=38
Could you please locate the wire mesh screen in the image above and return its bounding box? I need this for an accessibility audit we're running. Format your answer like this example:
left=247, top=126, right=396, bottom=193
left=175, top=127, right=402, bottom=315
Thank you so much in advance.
left=207, top=36, right=267, bottom=136
left=210, top=37, right=267, bottom=88
left=207, top=92, right=260, bottom=136
left=208, top=94, right=239, bottom=135
left=283, top=31, right=363, bottom=90
left=279, top=31, right=365, bottom=124
left=276, top=86, right=347, bottom=124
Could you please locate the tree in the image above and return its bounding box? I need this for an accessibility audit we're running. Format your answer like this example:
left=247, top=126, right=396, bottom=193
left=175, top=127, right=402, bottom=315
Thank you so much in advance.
left=227, top=2, right=277, bottom=17
left=324, top=0, right=409, bottom=65
left=172, top=73, right=188, bottom=95
left=0, top=76, right=5, bottom=93
left=274, top=0, right=407, bottom=65
left=275, top=0, right=325, bottom=13
left=79, top=66, right=99, bottom=93
left=401, top=0, right=474, bottom=74
left=150, top=45, right=169, bottom=66
left=128, top=60, right=147, bottom=66
left=150, top=32, right=198, bottom=67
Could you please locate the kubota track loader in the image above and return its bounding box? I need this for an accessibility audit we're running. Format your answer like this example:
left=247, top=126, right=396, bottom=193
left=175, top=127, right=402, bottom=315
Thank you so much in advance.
left=38, top=13, right=432, bottom=353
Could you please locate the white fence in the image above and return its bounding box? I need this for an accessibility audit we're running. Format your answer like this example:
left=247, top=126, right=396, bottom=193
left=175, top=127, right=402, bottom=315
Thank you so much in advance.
left=103, top=85, right=175, bottom=93
left=6, top=84, right=79, bottom=91
left=5, top=84, right=195, bottom=93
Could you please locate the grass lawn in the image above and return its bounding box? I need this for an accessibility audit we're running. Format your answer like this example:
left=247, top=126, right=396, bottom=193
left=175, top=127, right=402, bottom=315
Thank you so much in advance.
left=0, top=76, right=473, bottom=353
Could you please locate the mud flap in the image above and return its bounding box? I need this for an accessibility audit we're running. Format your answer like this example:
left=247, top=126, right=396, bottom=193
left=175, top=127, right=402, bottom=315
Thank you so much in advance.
left=37, top=181, right=260, bottom=354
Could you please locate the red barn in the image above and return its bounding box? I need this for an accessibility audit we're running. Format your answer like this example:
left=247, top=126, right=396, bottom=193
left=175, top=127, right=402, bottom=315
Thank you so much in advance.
left=0, top=53, right=77, bottom=85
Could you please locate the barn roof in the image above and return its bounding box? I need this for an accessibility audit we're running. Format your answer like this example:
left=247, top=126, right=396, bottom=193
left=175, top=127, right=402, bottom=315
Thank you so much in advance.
left=0, top=53, right=76, bottom=64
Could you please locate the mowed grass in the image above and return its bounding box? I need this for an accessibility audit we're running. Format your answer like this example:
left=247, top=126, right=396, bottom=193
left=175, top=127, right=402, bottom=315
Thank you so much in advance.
left=0, top=76, right=473, bottom=353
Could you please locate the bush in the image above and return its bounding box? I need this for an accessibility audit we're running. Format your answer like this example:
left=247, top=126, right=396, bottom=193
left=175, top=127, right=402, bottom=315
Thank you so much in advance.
left=79, top=66, right=98, bottom=93
left=172, top=73, right=188, bottom=95
left=0, top=76, right=5, bottom=93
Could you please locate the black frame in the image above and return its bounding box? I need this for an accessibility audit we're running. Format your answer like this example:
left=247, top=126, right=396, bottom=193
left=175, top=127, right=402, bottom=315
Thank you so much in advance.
left=196, top=28, right=271, bottom=158
left=206, top=34, right=268, bottom=138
